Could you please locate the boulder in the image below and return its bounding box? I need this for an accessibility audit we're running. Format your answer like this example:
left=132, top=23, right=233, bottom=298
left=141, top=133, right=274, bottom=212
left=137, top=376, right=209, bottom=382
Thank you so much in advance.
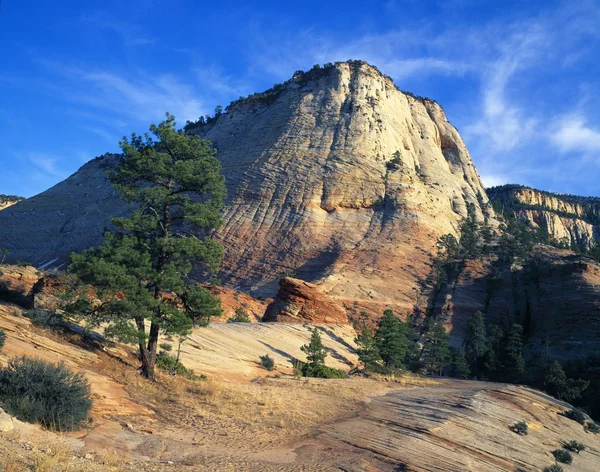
left=263, top=277, right=348, bottom=323
left=0, top=409, right=14, bottom=433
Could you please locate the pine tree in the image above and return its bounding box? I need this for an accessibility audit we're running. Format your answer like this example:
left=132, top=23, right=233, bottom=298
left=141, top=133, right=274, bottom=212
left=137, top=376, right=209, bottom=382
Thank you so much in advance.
left=451, top=348, right=470, bottom=379
left=354, top=326, right=381, bottom=371
left=459, top=202, right=481, bottom=259
left=482, top=323, right=505, bottom=376
left=301, top=329, right=327, bottom=367
left=422, top=320, right=451, bottom=375
left=464, top=310, right=487, bottom=375
left=543, top=360, right=589, bottom=402
left=375, top=309, right=408, bottom=369
left=504, top=324, right=526, bottom=382
left=67, top=114, right=226, bottom=379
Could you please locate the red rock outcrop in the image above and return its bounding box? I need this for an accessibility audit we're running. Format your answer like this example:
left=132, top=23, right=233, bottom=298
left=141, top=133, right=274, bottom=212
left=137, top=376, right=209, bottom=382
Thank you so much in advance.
left=263, top=277, right=349, bottom=323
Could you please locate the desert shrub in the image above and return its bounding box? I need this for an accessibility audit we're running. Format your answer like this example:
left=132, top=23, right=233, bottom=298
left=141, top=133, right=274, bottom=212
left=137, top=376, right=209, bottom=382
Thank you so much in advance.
left=552, top=449, right=572, bottom=464
left=159, top=342, right=172, bottom=352
left=510, top=421, right=528, bottom=435
left=564, top=440, right=585, bottom=453
left=259, top=354, right=275, bottom=371
left=563, top=408, right=587, bottom=425
left=301, top=363, right=346, bottom=379
left=543, top=466, right=563, bottom=472
left=228, top=307, right=251, bottom=323
left=156, top=353, right=200, bottom=380
left=0, top=356, right=91, bottom=431
left=585, top=422, right=600, bottom=433
left=0, top=329, right=5, bottom=350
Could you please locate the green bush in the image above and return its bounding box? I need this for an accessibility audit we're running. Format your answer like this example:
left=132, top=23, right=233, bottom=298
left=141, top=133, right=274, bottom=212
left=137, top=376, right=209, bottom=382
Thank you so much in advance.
left=156, top=354, right=200, bottom=380
left=543, top=466, right=564, bottom=472
left=510, top=421, right=528, bottom=435
left=228, top=307, right=251, bottom=323
left=552, top=449, right=572, bottom=464
left=159, top=342, right=172, bottom=352
left=259, top=354, right=275, bottom=371
left=564, top=440, right=585, bottom=453
left=0, top=329, right=5, bottom=350
left=586, top=422, right=600, bottom=433
left=301, top=363, right=346, bottom=379
left=0, top=356, right=91, bottom=431
left=563, top=408, right=587, bottom=425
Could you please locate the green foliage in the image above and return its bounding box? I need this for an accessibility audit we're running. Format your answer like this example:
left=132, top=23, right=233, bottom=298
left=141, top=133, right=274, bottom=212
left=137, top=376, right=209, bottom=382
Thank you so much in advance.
left=67, top=113, right=226, bottom=379
left=375, top=310, right=408, bottom=369
left=0, top=356, right=91, bottom=431
left=504, top=324, right=525, bottom=382
left=354, top=326, right=381, bottom=370
left=450, top=348, right=470, bottom=379
left=0, top=329, right=5, bottom=350
left=156, top=353, right=199, bottom=379
left=543, top=361, right=589, bottom=402
left=482, top=323, right=505, bottom=375
left=260, top=354, right=275, bottom=371
left=301, top=363, right=346, bottom=379
left=552, top=449, right=572, bottom=464
left=586, top=422, right=600, bottom=433
left=228, top=307, right=251, bottom=323
left=464, top=310, right=486, bottom=374
left=563, top=408, right=587, bottom=425
left=436, top=234, right=458, bottom=263
left=159, top=342, right=173, bottom=352
left=563, top=440, right=585, bottom=453
left=385, top=151, right=402, bottom=171
left=542, top=466, right=564, bottom=472
left=422, top=320, right=451, bottom=375
left=299, top=329, right=346, bottom=378
left=459, top=202, right=481, bottom=259
left=301, top=329, right=327, bottom=367
left=510, top=421, right=528, bottom=436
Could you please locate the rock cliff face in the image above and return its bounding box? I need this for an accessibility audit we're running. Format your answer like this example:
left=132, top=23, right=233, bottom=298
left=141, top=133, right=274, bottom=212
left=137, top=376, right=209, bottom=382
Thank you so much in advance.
left=489, top=185, right=600, bottom=250
left=0, top=155, right=128, bottom=269
left=430, top=248, right=600, bottom=361
left=0, top=61, right=491, bottom=315
left=0, top=195, right=23, bottom=211
left=263, top=277, right=348, bottom=323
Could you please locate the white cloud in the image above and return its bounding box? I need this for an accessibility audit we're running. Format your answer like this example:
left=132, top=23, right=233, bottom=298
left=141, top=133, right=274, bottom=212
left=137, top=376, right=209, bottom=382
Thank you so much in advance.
left=37, top=60, right=206, bottom=126
left=28, top=153, right=65, bottom=178
left=480, top=173, right=510, bottom=188
left=551, top=114, right=600, bottom=153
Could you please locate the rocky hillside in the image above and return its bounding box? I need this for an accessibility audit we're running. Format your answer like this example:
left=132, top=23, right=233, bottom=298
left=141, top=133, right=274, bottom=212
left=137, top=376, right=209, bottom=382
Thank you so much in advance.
left=488, top=184, right=600, bottom=251
left=0, top=61, right=492, bottom=315
left=430, top=248, right=600, bottom=361
left=0, top=195, right=23, bottom=212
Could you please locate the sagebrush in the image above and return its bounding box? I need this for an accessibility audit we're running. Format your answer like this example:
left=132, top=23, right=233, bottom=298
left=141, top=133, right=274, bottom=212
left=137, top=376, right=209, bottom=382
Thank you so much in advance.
left=0, top=356, right=92, bottom=431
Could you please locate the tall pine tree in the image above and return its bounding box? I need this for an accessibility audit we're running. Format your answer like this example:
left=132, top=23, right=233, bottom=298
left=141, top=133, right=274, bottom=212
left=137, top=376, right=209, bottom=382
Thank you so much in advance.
left=67, top=114, right=226, bottom=379
left=464, top=310, right=487, bottom=375
left=375, top=309, right=408, bottom=369
left=422, top=320, right=451, bottom=375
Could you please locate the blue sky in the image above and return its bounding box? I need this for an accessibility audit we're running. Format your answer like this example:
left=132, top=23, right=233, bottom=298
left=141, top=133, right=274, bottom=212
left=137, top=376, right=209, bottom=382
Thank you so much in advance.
left=1, top=0, right=599, bottom=198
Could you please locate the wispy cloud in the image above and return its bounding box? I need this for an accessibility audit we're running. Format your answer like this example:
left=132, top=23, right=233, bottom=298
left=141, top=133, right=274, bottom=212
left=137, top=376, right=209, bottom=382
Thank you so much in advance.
left=551, top=114, right=600, bottom=154
left=28, top=153, right=66, bottom=178
left=37, top=59, right=206, bottom=126
left=80, top=11, right=156, bottom=46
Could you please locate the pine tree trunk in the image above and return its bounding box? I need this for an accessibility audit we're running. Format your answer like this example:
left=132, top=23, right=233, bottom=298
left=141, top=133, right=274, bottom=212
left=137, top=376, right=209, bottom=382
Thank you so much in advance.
left=136, top=319, right=159, bottom=380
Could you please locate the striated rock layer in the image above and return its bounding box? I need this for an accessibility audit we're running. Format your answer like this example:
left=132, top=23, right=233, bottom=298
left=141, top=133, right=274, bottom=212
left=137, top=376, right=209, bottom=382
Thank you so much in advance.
left=430, top=248, right=600, bottom=361
left=0, top=61, right=492, bottom=315
left=263, top=277, right=348, bottom=323
left=489, top=185, right=600, bottom=250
